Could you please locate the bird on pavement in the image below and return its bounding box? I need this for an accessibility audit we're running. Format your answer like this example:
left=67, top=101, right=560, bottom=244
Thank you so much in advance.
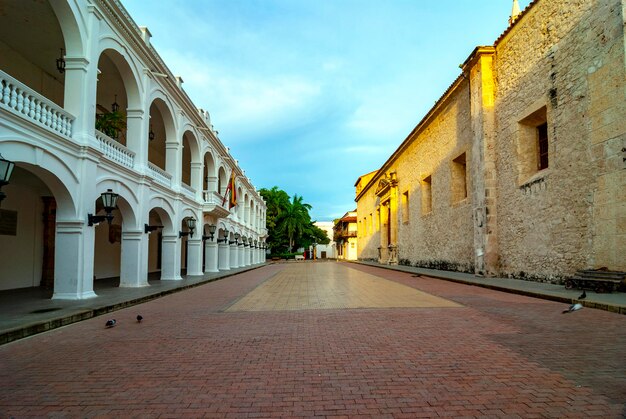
left=136, top=315, right=143, bottom=323
left=578, top=290, right=587, bottom=300
left=562, top=303, right=583, bottom=314
left=105, top=319, right=116, bottom=328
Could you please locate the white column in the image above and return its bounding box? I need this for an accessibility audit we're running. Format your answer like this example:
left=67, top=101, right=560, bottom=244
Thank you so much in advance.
left=191, top=162, right=203, bottom=199
left=52, top=221, right=97, bottom=300
left=218, top=241, right=230, bottom=270
left=230, top=243, right=238, bottom=268
left=204, top=240, right=219, bottom=273
left=120, top=230, right=149, bottom=287
left=186, top=237, right=203, bottom=276
left=238, top=244, right=246, bottom=267
left=161, top=234, right=182, bottom=280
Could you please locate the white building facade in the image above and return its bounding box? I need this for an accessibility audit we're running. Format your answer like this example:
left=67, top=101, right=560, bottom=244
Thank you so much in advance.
left=0, top=0, right=267, bottom=298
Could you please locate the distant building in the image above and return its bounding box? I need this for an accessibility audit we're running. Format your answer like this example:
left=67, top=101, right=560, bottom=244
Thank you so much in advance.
left=0, top=0, right=267, bottom=298
left=313, top=221, right=336, bottom=259
left=334, top=211, right=358, bottom=261
left=355, top=0, right=625, bottom=282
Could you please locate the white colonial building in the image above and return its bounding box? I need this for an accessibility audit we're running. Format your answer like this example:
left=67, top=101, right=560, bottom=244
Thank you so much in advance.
left=0, top=0, right=267, bottom=298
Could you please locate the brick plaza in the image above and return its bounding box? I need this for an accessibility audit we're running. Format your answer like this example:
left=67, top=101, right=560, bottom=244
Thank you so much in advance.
left=1, top=262, right=625, bottom=418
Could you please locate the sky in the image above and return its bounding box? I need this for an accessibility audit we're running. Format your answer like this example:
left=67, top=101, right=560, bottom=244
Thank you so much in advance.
left=123, top=0, right=530, bottom=222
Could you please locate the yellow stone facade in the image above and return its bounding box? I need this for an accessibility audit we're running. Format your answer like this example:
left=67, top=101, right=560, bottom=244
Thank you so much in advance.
left=355, top=0, right=626, bottom=282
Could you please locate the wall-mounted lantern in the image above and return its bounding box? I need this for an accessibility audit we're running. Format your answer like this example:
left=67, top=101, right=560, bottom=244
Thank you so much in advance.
left=144, top=224, right=163, bottom=234
left=217, top=228, right=229, bottom=243
left=202, top=224, right=217, bottom=241
left=179, top=217, right=196, bottom=238
left=88, top=189, right=119, bottom=226
left=0, top=154, right=15, bottom=206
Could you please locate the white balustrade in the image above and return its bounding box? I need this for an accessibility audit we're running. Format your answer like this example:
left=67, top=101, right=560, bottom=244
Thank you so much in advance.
left=203, top=190, right=226, bottom=207
left=0, top=69, right=74, bottom=138
left=95, top=130, right=135, bottom=169
left=181, top=183, right=196, bottom=198
left=148, top=162, right=172, bottom=187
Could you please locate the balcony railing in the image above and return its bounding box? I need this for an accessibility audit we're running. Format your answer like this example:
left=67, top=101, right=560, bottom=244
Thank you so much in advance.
left=148, top=162, right=172, bottom=187
left=203, top=190, right=225, bottom=206
left=0, top=70, right=74, bottom=138
left=96, top=130, right=135, bottom=169
left=181, top=183, right=196, bottom=199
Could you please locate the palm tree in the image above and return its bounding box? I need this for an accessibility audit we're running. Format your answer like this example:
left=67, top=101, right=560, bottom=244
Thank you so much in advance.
left=277, top=194, right=312, bottom=252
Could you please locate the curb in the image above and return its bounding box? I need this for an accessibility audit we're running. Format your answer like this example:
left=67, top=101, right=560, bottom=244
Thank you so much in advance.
left=350, top=261, right=626, bottom=315
left=0, top=265, right=266, bottom=346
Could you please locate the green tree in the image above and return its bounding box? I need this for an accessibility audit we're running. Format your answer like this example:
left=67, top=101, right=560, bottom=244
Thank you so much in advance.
left=277, top=194, right=312, bottom=252
left=259, top=186, right=291, bottom=252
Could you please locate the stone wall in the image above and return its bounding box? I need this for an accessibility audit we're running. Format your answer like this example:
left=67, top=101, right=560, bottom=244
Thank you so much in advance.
left=355, top=0, right=625, bottom=281
left=494, top=0, right=626, bottom=278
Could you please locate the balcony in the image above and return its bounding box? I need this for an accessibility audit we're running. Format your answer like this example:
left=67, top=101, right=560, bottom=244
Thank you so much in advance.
left=203, top=190, right=230, bottom=218
left=0, top=69, right=74, bottom=139
left=96, top=130, right=135, bottom=169
left=147, top=162, right=172, bottom=188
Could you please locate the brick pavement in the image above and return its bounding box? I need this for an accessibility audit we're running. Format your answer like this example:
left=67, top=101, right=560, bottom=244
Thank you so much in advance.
left=1, top=262, right=625, bottom=418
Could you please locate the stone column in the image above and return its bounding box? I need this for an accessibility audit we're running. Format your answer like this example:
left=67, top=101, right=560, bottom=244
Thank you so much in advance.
left=160, top=234, right=182, bottom=280
left=465, top=47, right=499, bottom=276
left=186, top=237, right=203, bottom=276
left=218, top=241, right=230, bottom=270
left=230, top=243, right=239, bottom=269
left=120, top=230, right=149, bottom=287
left=52, top=220, right=97, bottom=300
left=204, top=240, right=219, bottom=273
left=238, top=244, right=245, bottom=267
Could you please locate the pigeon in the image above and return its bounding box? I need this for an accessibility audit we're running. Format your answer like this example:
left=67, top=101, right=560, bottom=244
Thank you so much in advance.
left=562, top=303, right=583, bottom=314
left=105, top=319, right=116, bottom=328
left=578, top=290, right=586, bottom=300
left=136, top=315, right=143, bottom=323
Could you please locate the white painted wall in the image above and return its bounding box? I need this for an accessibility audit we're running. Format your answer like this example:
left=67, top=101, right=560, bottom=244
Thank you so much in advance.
left=0, top=182, right=44, bottom=290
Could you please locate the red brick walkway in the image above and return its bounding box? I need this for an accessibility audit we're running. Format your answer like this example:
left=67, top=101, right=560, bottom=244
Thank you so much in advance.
left=1, top=262, right=625, bottom=418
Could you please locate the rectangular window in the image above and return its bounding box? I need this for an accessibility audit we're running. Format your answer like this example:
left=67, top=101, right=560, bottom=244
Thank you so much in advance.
left=517, top=105, right=548, bottom=184
left=376, top=208, right=380, bottom=231
left=421, top=176, right=432, bottom=215
left=451, top=153, right=467, bottom=203
left=402, top=191, right=409, bottom=224
left=537, top=122, right=548, bottom=170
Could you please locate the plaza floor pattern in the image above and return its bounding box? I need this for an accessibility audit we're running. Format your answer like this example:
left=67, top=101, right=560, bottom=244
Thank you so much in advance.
left=1, top=261, right=625, bottom=418
left=228, top=263, right=460, bottom=311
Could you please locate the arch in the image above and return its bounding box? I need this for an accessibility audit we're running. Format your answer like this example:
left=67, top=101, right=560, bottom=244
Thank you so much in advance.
left=93, top=177, right=139, bottom=229
left=147, top=90, right=178, bottom=143
left=0, top=139, right=78, bottom=219
left=96, top=40, right=143, bottom=109
left=147, top=206, right=174, bottom=238
left=181, top=127, right=201, bottom=163
left=217, top=166, right=227, bottom=195
left=50, top=0, right=86, bottom=57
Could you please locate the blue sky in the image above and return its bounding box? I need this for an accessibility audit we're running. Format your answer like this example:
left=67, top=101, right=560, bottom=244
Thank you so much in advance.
left=124, top=0, right=530, bottom=221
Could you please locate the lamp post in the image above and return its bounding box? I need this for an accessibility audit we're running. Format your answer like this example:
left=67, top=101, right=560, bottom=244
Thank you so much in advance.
left=0, top=154, right=15, bottom=206
left=218, top=228, right=229, bottom=243
left=88, top=189, right=119, bottom=226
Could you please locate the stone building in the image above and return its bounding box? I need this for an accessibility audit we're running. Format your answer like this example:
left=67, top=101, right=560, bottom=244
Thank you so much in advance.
left=0, top=0, right=267, bottom=298
left=355, top=0, right=625, bottom=282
